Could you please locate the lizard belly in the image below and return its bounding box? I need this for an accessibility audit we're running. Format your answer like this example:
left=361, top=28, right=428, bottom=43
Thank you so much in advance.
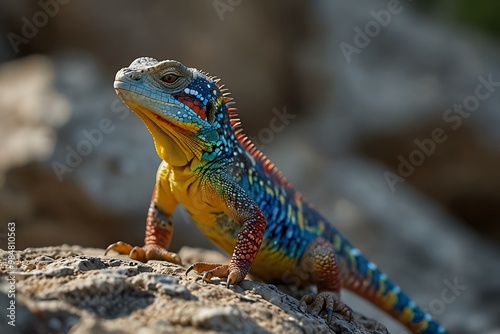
left=189, top=211, right=239, bottom=256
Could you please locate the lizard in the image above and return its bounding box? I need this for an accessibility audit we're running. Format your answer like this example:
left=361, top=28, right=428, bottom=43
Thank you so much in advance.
left=105, top=57, right=448, bottom=334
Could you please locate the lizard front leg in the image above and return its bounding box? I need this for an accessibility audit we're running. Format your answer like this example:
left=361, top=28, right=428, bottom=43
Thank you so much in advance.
left=186, top=174, right=267, bottom=286
left=105, top=162, right=182, bottom=265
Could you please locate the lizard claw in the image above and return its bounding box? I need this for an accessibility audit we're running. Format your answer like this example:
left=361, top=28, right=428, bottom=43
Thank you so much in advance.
left=185, top=264, right=196, bottom=277
left=299, top=294, right=315, bottom=311
left=105, top=241, right=134, bottom=256
left=300, top=291, right=353, bottom=323
left=226, top=269, right=243, bottom=287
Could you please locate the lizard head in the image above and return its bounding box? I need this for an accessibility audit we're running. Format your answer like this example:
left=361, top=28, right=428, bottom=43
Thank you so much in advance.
left=114, top=57, right=236, bottom=168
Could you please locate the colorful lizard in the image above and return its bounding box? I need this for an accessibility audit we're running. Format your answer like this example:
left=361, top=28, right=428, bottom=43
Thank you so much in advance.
left=105, top=57, right=448, bottom=334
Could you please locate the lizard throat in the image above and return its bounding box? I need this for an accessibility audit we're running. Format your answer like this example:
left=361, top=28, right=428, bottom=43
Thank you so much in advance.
left=125, top=100, right=209, bottom=167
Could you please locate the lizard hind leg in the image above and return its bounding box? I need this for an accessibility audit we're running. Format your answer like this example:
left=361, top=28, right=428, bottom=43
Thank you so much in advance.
left=299, top=237, right=353, bottom=323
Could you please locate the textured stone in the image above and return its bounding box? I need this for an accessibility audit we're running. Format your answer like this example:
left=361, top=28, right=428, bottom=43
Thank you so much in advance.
left=0, top=245, right=388, bottom=334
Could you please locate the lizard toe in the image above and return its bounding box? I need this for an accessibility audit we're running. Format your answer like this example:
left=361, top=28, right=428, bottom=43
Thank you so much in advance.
left=104, top=242, right=181, bottom=265
left=185, top=262, right=230, bottom=283
left=226, top=268, right=244, bottom=287
left=104, top=241, right=133, bottom=256
left=299, top=291, right=352, bottom=323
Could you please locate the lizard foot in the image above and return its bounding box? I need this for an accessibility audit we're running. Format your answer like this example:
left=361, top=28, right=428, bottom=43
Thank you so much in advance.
left=299, top=291, right=353, bottom=323
left=104, top=241, right=182, bottom=265
left=185, top=262, right=244, bottom=287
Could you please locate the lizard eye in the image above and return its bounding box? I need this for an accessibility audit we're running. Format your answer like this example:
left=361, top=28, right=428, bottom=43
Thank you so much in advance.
left=161, top=72, right=180, bottom=84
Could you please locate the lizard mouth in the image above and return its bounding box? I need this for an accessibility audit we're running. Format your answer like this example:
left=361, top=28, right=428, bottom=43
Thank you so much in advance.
left=115, top=88, right=197, bottom=135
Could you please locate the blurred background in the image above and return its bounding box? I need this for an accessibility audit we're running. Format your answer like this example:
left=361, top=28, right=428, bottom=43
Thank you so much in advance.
left=0, top=1, right=499, bottom=333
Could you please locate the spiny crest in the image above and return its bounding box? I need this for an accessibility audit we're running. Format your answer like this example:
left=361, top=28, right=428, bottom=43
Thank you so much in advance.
left=210, top=76, right=290, bottom=186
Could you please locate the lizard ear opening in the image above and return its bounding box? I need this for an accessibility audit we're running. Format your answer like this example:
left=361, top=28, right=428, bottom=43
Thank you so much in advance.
left=206, top=100, right=216, bottom=124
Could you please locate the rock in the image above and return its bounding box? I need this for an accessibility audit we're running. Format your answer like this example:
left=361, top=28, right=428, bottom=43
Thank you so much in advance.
left=0, top=245, right=389, bottom=334
left=0, top=55, right=70, bottom=186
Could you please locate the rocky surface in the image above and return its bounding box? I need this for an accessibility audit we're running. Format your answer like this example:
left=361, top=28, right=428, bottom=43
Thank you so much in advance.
left=0, top=245, right=388, bottom=334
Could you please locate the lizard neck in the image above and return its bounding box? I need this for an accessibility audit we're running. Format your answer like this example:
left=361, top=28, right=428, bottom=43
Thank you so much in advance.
left=132, top=105, right=206, bottom=168
left=152, top=130, right=194, bottom=167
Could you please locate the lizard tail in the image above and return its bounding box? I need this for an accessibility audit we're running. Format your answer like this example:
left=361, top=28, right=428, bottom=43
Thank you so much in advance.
left=341, top=249, right=447, bottom=334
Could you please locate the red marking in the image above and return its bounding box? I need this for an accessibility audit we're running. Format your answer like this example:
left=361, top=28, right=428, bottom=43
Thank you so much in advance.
left=176, top=94, right=207, bottom=120
left=145, top=223, right=173, bottom=248
left=145, top=202, right=173, bottom=249
left=228, top=211, right=267, bottom=280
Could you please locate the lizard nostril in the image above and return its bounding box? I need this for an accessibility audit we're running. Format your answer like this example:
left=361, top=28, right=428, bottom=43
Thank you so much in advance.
left=128, top=71, right=142, bottom=81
